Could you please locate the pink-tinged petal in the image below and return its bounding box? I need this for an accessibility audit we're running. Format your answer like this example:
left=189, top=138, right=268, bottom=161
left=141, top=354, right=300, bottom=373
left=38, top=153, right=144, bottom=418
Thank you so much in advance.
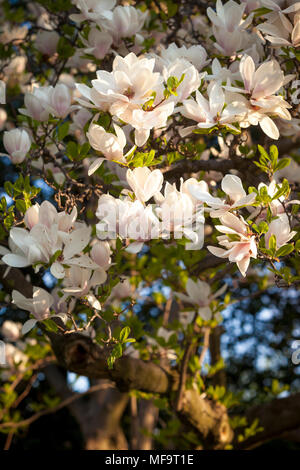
left=259, top=116, right=279, bottom=140
left=90, top=268, right=107, bottom=286
left=236, top=256, right=250, bottom=277
left=86, top=294, right=102, bottom=310
left=143, top=169, right=164, bottom=202
left=207, top=245, right=228, bottom=258
left=209, top=83, right=224, bottom=117
left=240, top=55, right=255, bottom=93
left=220, top=212, right=248, bottom=235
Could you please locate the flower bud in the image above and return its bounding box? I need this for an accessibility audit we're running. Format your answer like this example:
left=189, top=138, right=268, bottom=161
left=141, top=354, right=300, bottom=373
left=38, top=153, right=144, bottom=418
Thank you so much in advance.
left=91, top=241, right=111, bottom=268
left=3, top=128, right=31, bottom=164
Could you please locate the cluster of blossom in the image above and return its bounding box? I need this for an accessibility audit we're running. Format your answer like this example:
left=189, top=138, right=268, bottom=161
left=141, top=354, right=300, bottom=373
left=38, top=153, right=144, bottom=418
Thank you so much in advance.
left=0, top=202, right=113, bottom=330
left=1, top=0, right=300, bottom=340
left=95, top=166, right=206, bottom=253
left=189, top=174, right=297, bottom=276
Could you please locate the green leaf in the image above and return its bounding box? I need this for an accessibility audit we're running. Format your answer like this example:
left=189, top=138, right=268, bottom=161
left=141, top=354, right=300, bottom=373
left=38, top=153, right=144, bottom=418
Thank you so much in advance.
left=15, top=199, right=26, bottom=213
left=276, top=244, right=294, bottom=257
left=268, top=234, right=277, bottom=251
left=119, top=326, right=131, bottom=343
left=57, top=121, right=70, bottom=141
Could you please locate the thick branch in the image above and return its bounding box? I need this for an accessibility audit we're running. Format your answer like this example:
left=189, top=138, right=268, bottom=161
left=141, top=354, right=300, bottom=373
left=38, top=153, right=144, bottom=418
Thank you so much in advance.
left=45, top=329, right=233, bottom=448
left=234, top=392, right=300, bottom=449
left=46, top=330, right=172, bottom=394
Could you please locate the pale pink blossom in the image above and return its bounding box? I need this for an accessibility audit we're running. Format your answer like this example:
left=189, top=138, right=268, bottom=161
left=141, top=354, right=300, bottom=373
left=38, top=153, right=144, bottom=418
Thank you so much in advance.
left=70, top=0, right=116, bottom=23
left=35, top=30, right=59, bottom=56
left=19, top=87, right=50, bottom=121
left=265, top=213, right=296, bottom=249
left=175, top=278, right=227, bottom=321
left=208, top=212, right=257, bottom=277
left=81, top=28, right=113, bottom=59
left=87, top=122, right=127, bottom=174
left=207, top=0, right=253, bottom=56
left=126, top=167, right=163, bottom=202
left=189, top=174, right=256, bottom=217
left=3, top=128, right=31, bottom=164
left=97, top=6, right=148, bottom=45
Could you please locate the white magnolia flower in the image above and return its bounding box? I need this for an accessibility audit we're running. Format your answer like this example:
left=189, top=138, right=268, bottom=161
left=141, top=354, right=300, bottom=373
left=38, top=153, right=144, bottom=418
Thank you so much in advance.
left=208, top=212, right=257, bottom=277
left=175, top=278, right=227, bottom=321
left=1, top=320, right=22, bottom=342
left=205, top=58, right=240, bottom=84
left=2, top=202, right=98, bottom=279
left=81, top=28, right=113, bottom=60
left=126, top=167, right=164, bottom=202
left=0, top=80, right=6, bottom=104
left=77, top=53, right=163, bottom=112
left=189, top=174, right=256, bottom=217
left=163, top=58, right=202, bottom=103
left=12, top=287, right=57, bottom=334
left=155, top=179, right=205, bottom=249
left=207, top=0, right=254, bottom=56
left=24, top=201, right=77, bottom=232
left=50, top=225, right=99, bottom=279
left=97, top=6, right=148, bottom=45
left=96, top=194, right=160, bottom=253
left=87, top=122, right=127, bottom=175
left=76, top=53, right=174, bottom=147
left=228, top=55, right=292, bottom=139
left=19, top=87, right=50, bottom=121
left=265, top=213, right=296, bottom=249
left=178, top=84, right=246, bottom=137
left=37, top=83, right=78, bottom=119
left=62, top=265, right=106, bottom=299
left=159, top=43, right=209, bottom=71
left=35, top=30, right=59, bottom=56
left=3, top=128, right=31, bottom=164
left=70, top=0, right=116, bottom=23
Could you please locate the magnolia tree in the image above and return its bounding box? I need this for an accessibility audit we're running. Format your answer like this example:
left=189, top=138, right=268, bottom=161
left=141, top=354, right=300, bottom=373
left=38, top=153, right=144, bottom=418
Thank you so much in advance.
left=1, top=0, right=300, bottom=451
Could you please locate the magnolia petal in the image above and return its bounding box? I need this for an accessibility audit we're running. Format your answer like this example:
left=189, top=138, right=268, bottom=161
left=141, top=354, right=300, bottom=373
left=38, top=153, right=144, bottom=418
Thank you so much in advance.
left=198, top=306, right=212, bottom=321
left=88, top=158, right=105, bottom=176
left=125, top=241, right=144, bottom=254
left=2, top=253, right=29, bottom=267
left=63, top=226, right=91, bottom=260
left=22, top=319, right=37, bottom=335
left=50, top=262, right=65, bottom=279
left=259, top=116, right=280, bottom=140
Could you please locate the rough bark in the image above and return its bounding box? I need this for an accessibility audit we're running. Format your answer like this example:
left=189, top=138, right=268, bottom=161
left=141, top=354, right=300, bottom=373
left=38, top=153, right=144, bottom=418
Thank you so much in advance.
left=45, top=329, right=233, bottom=448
